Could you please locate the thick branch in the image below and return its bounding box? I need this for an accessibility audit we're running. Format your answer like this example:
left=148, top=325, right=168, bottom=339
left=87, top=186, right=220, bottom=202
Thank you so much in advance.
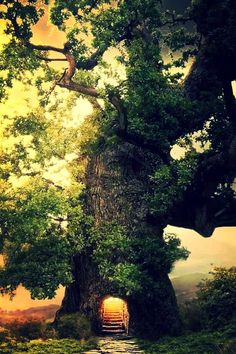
left=166, top=146, right=236, bottom=236
left=76, top=48, right=106, bottom=70
left=57, top=80, right=99, bottom=98
left=35, top=55, right=67, bottom=62
left=43, top=178, right=64, bottom=190
left=64, top=51, right=76, bottom=83
left=223, top=80, right=236, bottom=128
left=109, top=95, right=127, bottom=131
left=27, top=43, right=65, bottom=54
left=116, top=129, right=170, bottom=164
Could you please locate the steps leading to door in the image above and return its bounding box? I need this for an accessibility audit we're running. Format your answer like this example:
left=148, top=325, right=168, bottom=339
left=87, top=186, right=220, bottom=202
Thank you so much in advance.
left=101, top=310, right=125, bottom=334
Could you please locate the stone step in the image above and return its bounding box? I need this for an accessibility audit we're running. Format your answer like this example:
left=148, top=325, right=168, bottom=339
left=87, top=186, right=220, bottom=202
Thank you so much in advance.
left=103, top=320, right=124, bottom=325
left=102, top=315, right=123, bottom=319
left=102, top=323, right=123, bottom=328
left=103, top=320, right=123, bottom=325
left=102, top=328, right=126, bottom=333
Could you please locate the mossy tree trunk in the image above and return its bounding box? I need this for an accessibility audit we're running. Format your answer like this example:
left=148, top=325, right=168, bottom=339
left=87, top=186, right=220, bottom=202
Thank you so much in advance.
left=57, top=143, right=182, bottom=338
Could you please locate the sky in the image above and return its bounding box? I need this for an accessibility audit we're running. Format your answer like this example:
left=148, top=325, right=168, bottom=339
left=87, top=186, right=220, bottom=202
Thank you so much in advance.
left=0, top=0, right=235, bottom=311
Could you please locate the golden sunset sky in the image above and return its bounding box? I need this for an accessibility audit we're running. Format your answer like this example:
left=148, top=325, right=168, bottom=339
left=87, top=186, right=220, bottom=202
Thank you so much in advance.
left=0, top=5, right=235, bottom=311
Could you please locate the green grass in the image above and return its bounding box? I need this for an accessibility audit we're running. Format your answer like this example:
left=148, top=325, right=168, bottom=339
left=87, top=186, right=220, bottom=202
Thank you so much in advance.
left=139, top=324, right=236, bottom=354
left=0, top=338, right=98, bottom=354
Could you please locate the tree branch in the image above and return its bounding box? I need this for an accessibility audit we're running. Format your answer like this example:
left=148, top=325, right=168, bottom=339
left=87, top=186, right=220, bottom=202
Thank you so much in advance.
left=35, top=55, right=67, bottom=62
left=42, top=178, right=64, bottom=190
left=57, top=80, right=99, bottom=98
left=76, top=48, right=106, bottom=70
left=223, top=80, right=236, bottom=129
left=166, top=145, right=236, bottom=236
left=116, top=129, right=170, bottom=164
left=27, top=43, right=65, bottom=54
left=109, top=95, right=127, bottom=131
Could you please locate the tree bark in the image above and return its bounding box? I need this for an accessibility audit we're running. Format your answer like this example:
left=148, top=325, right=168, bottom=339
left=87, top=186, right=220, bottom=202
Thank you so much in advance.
left=57, top=142, right=181, bottom=338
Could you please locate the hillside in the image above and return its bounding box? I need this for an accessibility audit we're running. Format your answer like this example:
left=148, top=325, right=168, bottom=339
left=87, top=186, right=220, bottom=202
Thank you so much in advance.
left=0, top=304, right=59, bottom=324
left=171, top=273, right=208, bottom=304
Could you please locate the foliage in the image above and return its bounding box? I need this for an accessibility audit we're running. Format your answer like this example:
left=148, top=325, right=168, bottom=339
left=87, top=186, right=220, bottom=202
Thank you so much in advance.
left=0, top=337, right=97, bottom=354
left=149, top=154, right=199, bottom=218
left=178, top=267, right=236, bottom=333
left=0, top=327, right=10, bottom=343
left=140, top=324, right=236, bottom=354
left=92, top=222, right=189, bottom=295
left=0, top=99, right=93, bottom=298
left=179, top=299, right=206, bottom=332
left=56, top=314, right=92, bottom=340
left=0, top=0, right=235, bottom=304
left=7, top=320, right=44, bottom=341
left=197, top=267, right=236, bottom=329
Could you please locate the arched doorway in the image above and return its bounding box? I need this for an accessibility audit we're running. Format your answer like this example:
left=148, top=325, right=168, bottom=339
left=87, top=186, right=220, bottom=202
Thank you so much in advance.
left=100, top=296, right=129, bottom=334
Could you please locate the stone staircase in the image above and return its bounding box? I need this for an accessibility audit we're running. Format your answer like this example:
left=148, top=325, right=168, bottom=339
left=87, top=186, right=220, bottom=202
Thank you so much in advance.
left=102, top=310, right=126, bottom=334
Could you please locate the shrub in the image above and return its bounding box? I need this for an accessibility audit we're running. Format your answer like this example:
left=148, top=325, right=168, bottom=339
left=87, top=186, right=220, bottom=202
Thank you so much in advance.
left=220, top=339, right=236, bottom=354
left=139, top=324, right=236, bottom=354
left=57, top=314, right=92, bottom=340
left=41, top=323, right=58, bottom=339
left=179, top=299, right=206, bottom=332
left=8, top=320, right=43, bottom=340
left=197, top=267, right=236, bottom=329
left=0, top=326, right=10, bottom=343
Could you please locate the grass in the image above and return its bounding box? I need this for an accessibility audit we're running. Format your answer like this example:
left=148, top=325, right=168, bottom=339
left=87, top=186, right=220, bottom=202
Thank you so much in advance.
left=0, top=337, right=98, bottom=354
left=139, top=324, right=236, bottom=354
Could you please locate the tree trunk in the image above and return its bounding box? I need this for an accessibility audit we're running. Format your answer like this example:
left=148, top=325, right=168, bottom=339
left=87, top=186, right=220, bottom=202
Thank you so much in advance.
left=57, top=142, right=181, bottom=338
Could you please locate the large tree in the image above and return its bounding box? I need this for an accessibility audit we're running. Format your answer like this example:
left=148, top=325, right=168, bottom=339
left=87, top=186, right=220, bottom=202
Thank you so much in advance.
left=0, top=0, right=235, bottom=338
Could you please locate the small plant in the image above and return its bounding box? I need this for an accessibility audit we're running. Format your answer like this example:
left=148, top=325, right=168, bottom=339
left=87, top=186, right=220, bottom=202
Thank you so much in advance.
left=213, top=339, right=236, bottom=354
left=0, top=338, right=98, bottom=354
left=57, top=313, right=92, bottom=340
left=7, top=320, right=43, bottom=340
left=179, top=299, right=205, bottom=332
left=41, top=322, right=58, bottom=339
left=0, top=326, right=10, bottom=343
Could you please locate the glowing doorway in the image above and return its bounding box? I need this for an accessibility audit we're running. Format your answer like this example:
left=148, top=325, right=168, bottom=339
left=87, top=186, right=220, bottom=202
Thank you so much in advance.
left=100, top=296, right=129, bottom=334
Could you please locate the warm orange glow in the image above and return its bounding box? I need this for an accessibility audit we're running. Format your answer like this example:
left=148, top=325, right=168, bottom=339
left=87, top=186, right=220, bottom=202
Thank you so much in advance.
left=103, top=297, right=124, bottom=312
left=100, top=296, right=129, bottom=334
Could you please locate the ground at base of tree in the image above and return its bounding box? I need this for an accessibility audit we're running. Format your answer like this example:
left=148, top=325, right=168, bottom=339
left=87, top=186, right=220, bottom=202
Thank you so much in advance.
left=0, top=324, right=235, bottom=354
left=0, top=338, right=98, bottom=354
left=139, top=324, right=236, bottom=354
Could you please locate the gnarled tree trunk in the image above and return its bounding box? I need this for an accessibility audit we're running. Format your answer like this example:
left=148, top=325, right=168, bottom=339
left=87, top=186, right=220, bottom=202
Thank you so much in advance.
left=56, top=142, right=181, bottom=338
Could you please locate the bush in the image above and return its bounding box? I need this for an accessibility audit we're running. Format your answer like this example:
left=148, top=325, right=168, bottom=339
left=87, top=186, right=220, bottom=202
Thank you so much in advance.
left=8, top=320, right=43, bottom=340
left=0, top=326, right=10, bottom=343
left=57, top=314, right=92, bottom=340
left=139, top=324, right=236, bottom=354
left=197, top=267, right=236, bottom=329
left=220, top=339, right=236, bottom=354
left=179, top=299, right=206, bottom=332
left=41, top=323, right=58, bottom=340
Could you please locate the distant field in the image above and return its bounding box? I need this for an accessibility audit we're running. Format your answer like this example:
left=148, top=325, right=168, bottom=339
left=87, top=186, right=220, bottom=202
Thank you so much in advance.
left=171, top=273, right=208, bottom=304
left=0, top=305, right=59, bottom=324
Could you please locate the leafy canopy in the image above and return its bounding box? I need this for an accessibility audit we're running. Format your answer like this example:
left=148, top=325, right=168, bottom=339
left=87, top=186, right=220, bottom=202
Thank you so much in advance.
left=0, top=0, right=235, bottom=298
